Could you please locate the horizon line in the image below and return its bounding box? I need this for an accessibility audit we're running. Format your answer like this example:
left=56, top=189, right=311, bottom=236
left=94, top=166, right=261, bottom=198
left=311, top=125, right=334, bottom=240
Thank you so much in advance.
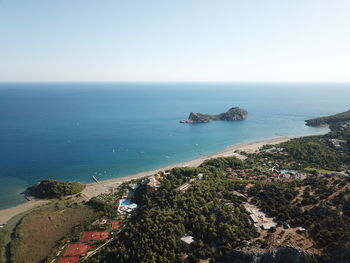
left=1, top=80, right=350, bottom=84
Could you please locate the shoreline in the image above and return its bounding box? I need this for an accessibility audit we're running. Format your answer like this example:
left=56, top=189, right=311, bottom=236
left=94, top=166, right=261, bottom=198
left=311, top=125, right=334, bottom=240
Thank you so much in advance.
left=81, top=136, right=295, bottom=198
left=0, top=135, right=295, bottom=224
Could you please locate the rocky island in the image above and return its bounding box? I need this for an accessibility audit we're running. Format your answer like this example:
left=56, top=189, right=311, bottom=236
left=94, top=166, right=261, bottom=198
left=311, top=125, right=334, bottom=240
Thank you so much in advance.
left=180, top=106, right=248, bottom=123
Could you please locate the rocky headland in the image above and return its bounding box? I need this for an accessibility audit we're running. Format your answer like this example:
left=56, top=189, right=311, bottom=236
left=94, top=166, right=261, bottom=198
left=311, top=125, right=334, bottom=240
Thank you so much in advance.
left=223, top=246, right=315, bottom=263
left=180, top=106, right=248, bottom=123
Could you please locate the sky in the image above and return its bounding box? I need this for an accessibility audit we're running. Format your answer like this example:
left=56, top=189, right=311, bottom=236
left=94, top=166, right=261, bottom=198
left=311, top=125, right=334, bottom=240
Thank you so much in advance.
left=0, top=0, right=350, bottom=82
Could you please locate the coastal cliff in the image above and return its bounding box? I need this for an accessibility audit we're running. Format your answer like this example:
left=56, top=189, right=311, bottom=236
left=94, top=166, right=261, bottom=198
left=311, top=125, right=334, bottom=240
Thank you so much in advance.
left=222, top=246, right=315, bottom=263
left=180, top=107, right=248, bottom=123
left=222, top=245, right=350, bottom=263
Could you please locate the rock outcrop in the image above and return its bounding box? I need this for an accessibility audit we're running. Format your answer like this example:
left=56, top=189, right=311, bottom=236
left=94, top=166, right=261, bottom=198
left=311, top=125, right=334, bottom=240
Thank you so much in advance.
left=180, top=107, right=248, bottom=123
left=221, top=246, right=316, bottom=263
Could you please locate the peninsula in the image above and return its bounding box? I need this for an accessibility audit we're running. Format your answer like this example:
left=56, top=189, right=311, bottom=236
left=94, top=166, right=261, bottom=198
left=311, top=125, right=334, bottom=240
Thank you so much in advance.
left=305, top=109, right=350, bottom=129
left=180, top=106, right=248, bottom=123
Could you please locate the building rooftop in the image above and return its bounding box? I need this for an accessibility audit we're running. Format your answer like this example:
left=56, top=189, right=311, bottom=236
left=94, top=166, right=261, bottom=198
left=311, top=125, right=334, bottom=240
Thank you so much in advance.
left=262, top=223, right=275, bottom=230
left=180, top=235, right=194, bottom=244
left=176, top=183, right=191, bottom=191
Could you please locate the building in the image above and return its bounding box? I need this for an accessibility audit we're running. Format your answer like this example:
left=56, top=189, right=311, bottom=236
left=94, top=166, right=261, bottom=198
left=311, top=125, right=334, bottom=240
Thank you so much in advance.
left=262, top=223, right=275, bottom=230
left=329, top=139, right=347, bottom=149
left=250, top=214, right=258, bottom=224
left=147, top=172, right=164, bottom=193
left=180, top=234, right=194, bottom=244
left=176, top=183, right=191, bottom=192
left=197, top=173, right=204, bottom=180
left=297, top=227, right=306, bottom=233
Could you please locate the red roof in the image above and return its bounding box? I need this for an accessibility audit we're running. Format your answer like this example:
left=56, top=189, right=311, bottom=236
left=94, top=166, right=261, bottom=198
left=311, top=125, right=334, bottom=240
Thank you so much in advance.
left=59, top=256, right=80, bottom=263
left=64, top=243, right=89, bottom=256
left=112, top=221, right=122, bottom=230
left=82, top=231, right=111, bottom=241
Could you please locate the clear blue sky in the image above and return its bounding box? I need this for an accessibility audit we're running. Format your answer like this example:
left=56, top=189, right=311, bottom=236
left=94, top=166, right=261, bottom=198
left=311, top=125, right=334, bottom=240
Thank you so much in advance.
left=0, top=0, right=349, bottom=82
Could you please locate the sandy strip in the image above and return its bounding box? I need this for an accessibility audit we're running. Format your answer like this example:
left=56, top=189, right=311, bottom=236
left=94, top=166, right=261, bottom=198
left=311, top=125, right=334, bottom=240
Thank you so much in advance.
left=0, top=136, right=293, bottom=224
left=0, top=200, right=50, bottom=224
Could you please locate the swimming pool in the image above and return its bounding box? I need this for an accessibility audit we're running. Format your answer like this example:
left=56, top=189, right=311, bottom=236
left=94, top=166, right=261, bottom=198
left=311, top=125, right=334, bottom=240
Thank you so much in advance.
left=121, top=199, right=132, bottom=206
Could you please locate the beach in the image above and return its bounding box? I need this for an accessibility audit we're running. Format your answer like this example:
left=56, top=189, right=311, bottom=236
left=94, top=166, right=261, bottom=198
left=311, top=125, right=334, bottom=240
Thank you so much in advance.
left=0, top=136, right=294, bottom=224
left=82, top=136, right=294, bottom=198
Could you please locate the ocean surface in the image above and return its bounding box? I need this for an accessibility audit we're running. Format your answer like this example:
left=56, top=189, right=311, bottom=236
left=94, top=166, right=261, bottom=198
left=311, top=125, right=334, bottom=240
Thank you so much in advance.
left=0, top=83, right=349, bottom=209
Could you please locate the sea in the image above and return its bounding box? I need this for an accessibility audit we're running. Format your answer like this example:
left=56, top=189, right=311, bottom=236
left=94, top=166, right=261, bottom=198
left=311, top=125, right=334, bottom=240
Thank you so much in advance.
left=0, top=82, right=349, bottom=209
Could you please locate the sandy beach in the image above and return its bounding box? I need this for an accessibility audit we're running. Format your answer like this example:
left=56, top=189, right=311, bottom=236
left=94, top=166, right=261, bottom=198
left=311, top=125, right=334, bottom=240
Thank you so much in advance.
left=81, top=136, right=293, bottom=198
left=0, top=136, right=293, bottom=224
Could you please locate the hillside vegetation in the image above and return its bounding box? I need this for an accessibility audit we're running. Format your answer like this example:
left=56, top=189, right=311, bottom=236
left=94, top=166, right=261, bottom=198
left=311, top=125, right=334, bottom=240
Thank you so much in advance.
left=306, top=109, right=350, bottom=128
left=9, top=201, right=96, bottom=263
left=29, top=179, right=84, bottom=198
left=88, top=167, right=258, bottom=263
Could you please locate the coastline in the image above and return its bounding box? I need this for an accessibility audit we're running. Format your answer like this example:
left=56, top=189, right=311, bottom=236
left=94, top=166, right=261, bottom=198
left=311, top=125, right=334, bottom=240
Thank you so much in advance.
left=81, top=136, right=294, bottom=198
left=0, top=136, right=294, bottom=224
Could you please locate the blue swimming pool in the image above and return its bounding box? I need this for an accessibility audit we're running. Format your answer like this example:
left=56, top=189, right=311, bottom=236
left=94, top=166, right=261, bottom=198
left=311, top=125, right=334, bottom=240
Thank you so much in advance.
left=121, top=200, right=132, bottom=206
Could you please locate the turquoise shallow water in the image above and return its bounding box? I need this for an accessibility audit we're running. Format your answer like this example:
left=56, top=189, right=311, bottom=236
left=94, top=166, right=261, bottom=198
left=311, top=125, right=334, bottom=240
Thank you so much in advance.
left=0, top=82, right=349, bottom=209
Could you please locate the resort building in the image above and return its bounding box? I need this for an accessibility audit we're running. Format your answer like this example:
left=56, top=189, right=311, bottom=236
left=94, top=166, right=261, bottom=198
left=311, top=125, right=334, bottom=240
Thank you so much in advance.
left=250, top=214, right=258, bottom=224
left=147, top=171, right=164, bottom=193
left=329, top=139, right=347, bottom=149
left=244, top=203, right=277, bottom=229
left=262, top=223, right=275, bottom=230
left=197, top=173, right=204, bottom=180
left=176, top=183, right=191, bottom=192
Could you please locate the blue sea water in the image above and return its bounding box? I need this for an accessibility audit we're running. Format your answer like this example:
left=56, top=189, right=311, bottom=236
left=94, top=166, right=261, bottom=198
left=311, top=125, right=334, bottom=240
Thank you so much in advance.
left=0, top=82, right=349, bottom=209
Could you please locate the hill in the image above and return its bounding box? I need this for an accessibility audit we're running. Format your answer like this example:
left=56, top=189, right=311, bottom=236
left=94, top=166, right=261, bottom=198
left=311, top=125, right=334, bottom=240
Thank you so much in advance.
left=305, top=110, right=350, bottom=130
left=28, top=179, right=84, bottom=199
